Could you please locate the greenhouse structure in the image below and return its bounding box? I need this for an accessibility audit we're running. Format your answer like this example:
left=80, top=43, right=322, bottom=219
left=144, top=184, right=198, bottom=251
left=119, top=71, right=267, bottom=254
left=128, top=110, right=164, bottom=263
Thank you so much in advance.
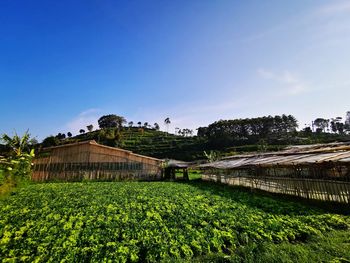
left=200, top=143, right=350, bottom=203
left=33, top=140, right=162, bottom=181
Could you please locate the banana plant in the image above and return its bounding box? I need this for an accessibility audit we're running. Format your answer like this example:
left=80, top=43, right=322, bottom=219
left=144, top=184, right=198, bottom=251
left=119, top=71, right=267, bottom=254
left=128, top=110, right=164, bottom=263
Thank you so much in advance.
left=0, top=131, right=35, bottom=181
left=1, top=130, right=31, bottom=157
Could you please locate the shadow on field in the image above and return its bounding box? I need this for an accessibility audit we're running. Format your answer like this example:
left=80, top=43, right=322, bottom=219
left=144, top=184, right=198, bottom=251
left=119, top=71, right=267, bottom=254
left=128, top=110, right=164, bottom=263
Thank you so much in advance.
left=176, top=178, right=350, bottom=215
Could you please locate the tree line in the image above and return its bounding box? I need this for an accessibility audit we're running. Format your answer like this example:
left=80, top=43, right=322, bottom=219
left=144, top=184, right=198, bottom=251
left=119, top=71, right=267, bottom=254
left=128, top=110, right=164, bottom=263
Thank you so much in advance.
left=40, top=112, right=350, bottom=150
left=197, top=115, right=298, bottom=147
left=310, top=114, right=350, bottom=134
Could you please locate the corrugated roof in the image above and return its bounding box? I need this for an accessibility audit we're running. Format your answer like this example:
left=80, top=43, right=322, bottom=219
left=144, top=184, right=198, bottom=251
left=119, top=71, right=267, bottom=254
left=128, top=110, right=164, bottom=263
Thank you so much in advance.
left=200, top=142, right=350, bottom=169
left=163, top=159, right=191, bottom=168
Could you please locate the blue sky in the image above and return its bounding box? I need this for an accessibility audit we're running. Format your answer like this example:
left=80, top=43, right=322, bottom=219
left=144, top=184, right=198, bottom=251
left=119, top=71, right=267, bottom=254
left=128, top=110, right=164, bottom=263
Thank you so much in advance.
left=1, top=0, right=350, bottom=140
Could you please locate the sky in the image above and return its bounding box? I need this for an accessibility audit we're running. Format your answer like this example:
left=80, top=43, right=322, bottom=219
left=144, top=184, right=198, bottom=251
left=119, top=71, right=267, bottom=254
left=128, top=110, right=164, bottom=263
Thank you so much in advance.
left=1, top=0, right=350, bottom=140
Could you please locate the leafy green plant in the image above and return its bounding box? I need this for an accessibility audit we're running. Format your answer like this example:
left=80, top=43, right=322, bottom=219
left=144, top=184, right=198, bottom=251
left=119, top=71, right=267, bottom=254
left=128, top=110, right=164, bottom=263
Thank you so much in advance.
left=0, top=181, right=348, bottom=262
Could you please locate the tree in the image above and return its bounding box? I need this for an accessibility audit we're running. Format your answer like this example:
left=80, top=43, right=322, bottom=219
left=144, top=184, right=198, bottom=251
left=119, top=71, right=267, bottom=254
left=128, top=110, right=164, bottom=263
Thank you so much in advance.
left=98, top=128, right=120, bottom=147
left=42, top=136, right=60, bottom=148
left=98, top=114, right=126, bottom=130
left=143, top=122, right=149, bottom=129
left=56, top=133, right=66, bottom=140
left=330, top=117, right=343, bottom=134
left=128, top=121, right=134, bottom=128
left=197, top=127, right=208, bottom=137
left=203, top=114, right=299, bottom=147
left=313, top=118, right=329, bottom=133
left=137, top=121, right=142, bottom=128
left=67, top=132, right=72, bottom=138
left=345, top=123, right=350, bottom=134
left=87, top=125, right=93, bottom=132
left=345, top=111, right=350, bottom=125
left=154, top=123, right=160, bottom=131
left=79, top=129, right=85, bottom=134
left=336, top=122, right=345, bottom=134
left=303, top=126, right=312, bottom=135
left=180, top=128, right=193, bottom=137
left=345, top=111, right=350, bottom=134
left=164, top=117, right=171, bottom=133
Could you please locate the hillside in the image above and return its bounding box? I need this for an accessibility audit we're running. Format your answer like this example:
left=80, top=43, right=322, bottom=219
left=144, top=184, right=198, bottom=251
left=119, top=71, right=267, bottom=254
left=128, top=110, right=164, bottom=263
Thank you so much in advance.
left=48, top=128, right=209, bottom=161
left=38, top=125, right=350, bottom=162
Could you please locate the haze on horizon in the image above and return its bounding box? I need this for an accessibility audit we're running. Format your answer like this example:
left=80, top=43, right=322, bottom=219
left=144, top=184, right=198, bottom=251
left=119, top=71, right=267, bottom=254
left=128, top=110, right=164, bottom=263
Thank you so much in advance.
left=1, top=0, right=350, bottom=140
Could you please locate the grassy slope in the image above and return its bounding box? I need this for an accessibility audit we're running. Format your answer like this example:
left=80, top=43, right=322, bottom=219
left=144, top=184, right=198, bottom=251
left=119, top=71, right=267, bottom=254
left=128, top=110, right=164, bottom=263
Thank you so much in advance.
left=72, top=127, right=208, bottom=161
left=0, top=178, right=349, bottom=262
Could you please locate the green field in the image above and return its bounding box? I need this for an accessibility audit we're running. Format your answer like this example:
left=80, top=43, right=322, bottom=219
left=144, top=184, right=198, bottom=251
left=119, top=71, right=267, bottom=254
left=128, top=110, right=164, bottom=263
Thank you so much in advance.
left=0, top=180, right=349, bottom=262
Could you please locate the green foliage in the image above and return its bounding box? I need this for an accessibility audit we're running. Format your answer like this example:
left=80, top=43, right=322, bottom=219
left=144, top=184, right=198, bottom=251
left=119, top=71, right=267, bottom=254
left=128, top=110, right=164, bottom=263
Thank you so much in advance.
left=200, top=114, right=298, bottom=147
left=204, top=150, right=221, bottom=162
left=41, top=136, right=60, bottom=148
left=1, top=131, right=32, bottom=157
left=0, top=132, right=35, bottom=194
left=2, top=149, right=34, bottom=181
left=86, top=124, right=94, bottom=132
left=240, top=230, right=350, bottom=263
left=0, top=181, right=348, bottom=262
left=68, top=127, right=207, bottom=161
left=98, top=114, right=126, bottom=130
left=38, top=113, right=350, bottom=162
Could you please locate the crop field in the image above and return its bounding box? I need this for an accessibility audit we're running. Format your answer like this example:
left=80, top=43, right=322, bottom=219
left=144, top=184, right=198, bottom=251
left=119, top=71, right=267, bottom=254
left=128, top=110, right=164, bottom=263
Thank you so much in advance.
left=0, top=180, right=349, bottom=262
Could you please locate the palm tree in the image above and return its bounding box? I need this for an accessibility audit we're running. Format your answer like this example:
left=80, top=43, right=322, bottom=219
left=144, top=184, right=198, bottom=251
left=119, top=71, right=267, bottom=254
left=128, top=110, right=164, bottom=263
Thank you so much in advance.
left=86, top=125, right=93, bottom=132
left=164, top=117, right=171, bottom=134
left=137, top=121, right=142, bottom=128
left=128, top=121, right=134, bottom=128
left=79, top=129, right=85, bottom=134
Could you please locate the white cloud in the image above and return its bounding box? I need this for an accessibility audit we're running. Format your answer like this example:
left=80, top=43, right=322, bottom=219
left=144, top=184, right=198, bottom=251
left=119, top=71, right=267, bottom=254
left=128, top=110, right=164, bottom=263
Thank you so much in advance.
left=257, top=69, right=308, bottom=96
left=65, top=108, right=101, bottom=135
left=315, top=1, right=350, bottom=16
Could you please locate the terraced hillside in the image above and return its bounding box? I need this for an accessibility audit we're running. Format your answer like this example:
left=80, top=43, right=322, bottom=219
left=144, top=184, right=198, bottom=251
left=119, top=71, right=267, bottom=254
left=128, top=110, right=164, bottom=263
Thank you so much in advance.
left=70, top=128, right=208, bottom=161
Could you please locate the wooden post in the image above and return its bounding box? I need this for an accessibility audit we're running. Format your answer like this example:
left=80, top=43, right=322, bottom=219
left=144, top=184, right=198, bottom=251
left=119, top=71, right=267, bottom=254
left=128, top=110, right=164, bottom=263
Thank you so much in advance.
left=183, top=168, right=189, bottom=181
left=170, top=168, right=176, bottom=180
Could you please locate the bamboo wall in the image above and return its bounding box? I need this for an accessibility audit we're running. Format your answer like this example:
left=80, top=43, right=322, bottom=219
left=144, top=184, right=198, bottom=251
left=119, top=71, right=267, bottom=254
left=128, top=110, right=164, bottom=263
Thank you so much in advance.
left=32, top=142, right=162, bottom=182
left=202, top=165, right=350, bottom=203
